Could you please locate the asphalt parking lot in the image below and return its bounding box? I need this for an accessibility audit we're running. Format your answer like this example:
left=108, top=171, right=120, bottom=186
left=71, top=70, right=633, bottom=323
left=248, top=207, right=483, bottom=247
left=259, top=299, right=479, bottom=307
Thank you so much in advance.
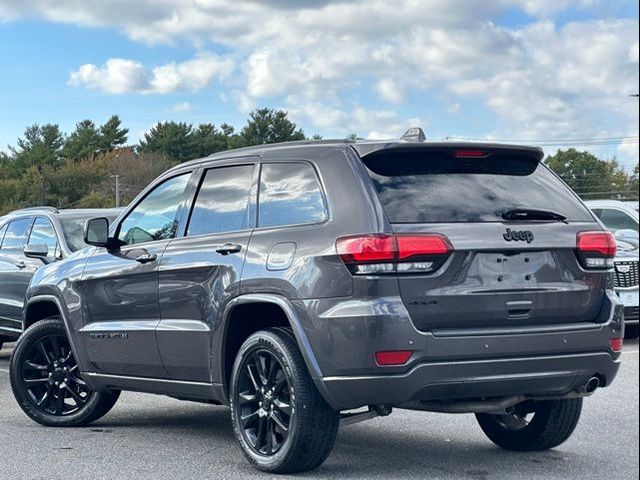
left=0, top=340, right=638, bottom=480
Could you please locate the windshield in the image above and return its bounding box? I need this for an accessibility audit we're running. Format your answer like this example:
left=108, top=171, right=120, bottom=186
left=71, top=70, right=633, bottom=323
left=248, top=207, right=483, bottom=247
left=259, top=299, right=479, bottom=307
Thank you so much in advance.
left=363, top=150, right=594, bottom=223
left=60, top=215, right=119, bottom=252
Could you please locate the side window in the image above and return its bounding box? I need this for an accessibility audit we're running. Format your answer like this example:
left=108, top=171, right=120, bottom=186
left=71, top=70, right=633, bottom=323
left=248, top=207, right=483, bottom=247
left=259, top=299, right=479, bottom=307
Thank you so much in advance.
left=0, top=223, right=7, bottom=247
left=0, top=218, right=33, bottom=251
left=258, top=163, right=327, bottom=228
left=187, top=165, right=255, bottom=236
left=28, top=217, right=58, bottom=257
left=118, top=173, right=190, bottom=246
left=595, top=208, right=638, bottom=232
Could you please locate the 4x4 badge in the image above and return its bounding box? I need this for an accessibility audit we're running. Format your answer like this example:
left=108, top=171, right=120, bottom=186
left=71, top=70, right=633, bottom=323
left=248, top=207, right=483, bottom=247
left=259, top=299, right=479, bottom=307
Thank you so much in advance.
left=503, top=228, right=534, bottom=243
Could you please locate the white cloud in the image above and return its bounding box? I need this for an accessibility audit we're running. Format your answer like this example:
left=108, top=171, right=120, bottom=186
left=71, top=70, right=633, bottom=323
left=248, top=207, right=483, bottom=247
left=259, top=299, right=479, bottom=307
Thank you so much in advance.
left=170, top=101, right=191, bottom=112
left=375, top=78, right=404, bottom=104
left=69, top=52, right=233, bottom=94
left=2, top=0, right=637, bottom=163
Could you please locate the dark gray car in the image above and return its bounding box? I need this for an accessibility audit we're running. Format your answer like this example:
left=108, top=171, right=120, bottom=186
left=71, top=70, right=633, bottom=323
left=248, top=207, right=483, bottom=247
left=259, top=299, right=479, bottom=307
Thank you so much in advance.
left=0, top=207, right=121, bottom=349
left=9, top=134, right=623, bottom=474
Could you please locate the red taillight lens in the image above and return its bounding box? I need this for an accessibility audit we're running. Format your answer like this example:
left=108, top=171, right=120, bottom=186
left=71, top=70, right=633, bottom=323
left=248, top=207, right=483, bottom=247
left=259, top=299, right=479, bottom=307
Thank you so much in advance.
left=336, top=234, right=452, bottom=274
left=396, top=234, right=452, bottom=260
left=455, top=149, right=489, bottom=158
left=576, top=231, right=617, bottom=268
left=375, top=350, right=412, bottom=366
left=335, top=235, right=395, bottom=263
left=609, top=337, right=623, bottom=352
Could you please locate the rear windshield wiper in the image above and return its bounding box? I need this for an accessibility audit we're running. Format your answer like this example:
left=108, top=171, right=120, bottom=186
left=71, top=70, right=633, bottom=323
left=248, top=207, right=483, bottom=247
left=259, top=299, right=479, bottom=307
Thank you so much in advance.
left=502, top=208, right=568, bottom=223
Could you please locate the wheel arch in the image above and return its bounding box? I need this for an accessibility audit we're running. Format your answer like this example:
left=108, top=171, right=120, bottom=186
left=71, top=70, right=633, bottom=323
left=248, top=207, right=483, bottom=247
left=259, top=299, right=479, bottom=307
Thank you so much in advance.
left=219, top=294, right=324, bottom=402
left=22, top=295, right=88, bottom=376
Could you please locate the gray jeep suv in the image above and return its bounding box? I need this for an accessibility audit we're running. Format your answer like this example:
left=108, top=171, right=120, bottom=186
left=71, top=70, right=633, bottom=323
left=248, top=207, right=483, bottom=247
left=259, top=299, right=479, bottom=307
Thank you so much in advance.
left=10, top=133, right=623, bottom=473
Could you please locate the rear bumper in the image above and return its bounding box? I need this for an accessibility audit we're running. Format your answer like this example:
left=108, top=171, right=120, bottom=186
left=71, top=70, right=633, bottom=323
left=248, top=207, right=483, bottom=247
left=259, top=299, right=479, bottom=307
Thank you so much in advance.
left=318, top=351, right=620, bottom=410
left=291, top=290, right=624, bottom=411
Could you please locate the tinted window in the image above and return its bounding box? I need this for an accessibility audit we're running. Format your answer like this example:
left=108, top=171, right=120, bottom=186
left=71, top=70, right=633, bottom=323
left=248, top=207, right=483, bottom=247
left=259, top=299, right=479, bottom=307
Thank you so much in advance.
left=118, top=173, right=190, bottom=246
left=1, top=218, right=33, bottom=250
left=364, top=151, right=594, bottom=223
left=28, top=218, right=58, bottom=256
left=187, top=165, right=254, bottom=236
left=258, top=163, right=327, bottom=228
left=594, top=208, right=638, bottom=232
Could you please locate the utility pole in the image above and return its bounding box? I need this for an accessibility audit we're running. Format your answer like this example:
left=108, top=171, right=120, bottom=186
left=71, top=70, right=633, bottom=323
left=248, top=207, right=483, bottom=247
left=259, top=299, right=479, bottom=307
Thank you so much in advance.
left=110, top=174, right=120, bottom=207
left=40, top=176, right=45, bottom=205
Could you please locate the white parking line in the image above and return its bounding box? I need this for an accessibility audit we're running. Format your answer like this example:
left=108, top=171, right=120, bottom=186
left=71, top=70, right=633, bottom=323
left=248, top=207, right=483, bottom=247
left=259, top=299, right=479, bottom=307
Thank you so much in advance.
left=0, top=368, right=8, bottom=373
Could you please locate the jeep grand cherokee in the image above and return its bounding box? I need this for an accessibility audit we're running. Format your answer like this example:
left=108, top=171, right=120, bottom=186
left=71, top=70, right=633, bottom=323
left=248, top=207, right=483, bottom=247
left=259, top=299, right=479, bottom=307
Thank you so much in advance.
left=10, top=131, right=623, bottom=473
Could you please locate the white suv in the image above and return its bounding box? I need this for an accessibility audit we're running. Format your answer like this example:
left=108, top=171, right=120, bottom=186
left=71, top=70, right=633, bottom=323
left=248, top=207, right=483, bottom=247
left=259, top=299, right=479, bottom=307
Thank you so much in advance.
left=586, top=200, right=639, bottom=338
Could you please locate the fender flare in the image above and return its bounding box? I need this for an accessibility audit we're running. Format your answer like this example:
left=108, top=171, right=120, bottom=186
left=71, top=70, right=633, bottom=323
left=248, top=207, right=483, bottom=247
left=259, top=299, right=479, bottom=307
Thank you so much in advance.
left=219, top=293, right=324, bottom=400
left=23, top=295, right=88, bottom=374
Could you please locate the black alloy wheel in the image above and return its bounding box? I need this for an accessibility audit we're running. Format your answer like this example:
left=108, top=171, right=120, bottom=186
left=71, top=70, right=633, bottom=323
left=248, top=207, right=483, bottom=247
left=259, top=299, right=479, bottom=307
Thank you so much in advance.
left=10, top=317, right=120, bottom=427
left=235, top=349, right=292, bottom=455
left=19, top=333, right=91, bottom=416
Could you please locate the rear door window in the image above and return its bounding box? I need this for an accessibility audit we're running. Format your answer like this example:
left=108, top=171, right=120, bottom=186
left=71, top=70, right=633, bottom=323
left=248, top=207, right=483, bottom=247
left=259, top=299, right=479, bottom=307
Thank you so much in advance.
left=186, top=165, right=255, bottom=236
left=363, top=150, right=594, bottom=223
left=258, top=162, right=327, bottom=228
left=1, top=218, right=33, bottom=250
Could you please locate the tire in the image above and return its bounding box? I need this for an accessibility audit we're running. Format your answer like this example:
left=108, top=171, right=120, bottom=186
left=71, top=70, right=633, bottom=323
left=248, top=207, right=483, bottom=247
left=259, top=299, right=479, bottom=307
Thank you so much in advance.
left=10, top=317, right=120, bottom=427
left=230, top=327, right=340, bottom=474
left=624, top=324, right=639, bottom=339
left=476, top=398, right=583, bottom=451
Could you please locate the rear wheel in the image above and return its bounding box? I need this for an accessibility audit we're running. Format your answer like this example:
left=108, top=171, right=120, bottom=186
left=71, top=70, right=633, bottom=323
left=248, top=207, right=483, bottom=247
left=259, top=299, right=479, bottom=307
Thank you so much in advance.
left=476, top=398, right=582, bottom=451
left=10, top=317, right=120, bottom=427
left=230, top=328, right=339, bottom=474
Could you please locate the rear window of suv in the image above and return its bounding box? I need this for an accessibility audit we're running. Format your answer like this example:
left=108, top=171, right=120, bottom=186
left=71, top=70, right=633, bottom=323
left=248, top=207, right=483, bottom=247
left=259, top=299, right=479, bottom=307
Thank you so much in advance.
left=362, top=149, right=594, bottom=223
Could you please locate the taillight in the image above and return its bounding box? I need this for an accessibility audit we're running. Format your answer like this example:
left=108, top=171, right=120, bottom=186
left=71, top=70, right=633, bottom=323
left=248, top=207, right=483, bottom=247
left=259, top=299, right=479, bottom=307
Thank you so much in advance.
left=336, top=234, right=452, bottom=275
left=455, top=149, right=489, bottom=158
left=375, top=350, right=413, bottom=366
left=609, top=337, right=623, bottom=353
left=576, top=231, right=617, bottom=269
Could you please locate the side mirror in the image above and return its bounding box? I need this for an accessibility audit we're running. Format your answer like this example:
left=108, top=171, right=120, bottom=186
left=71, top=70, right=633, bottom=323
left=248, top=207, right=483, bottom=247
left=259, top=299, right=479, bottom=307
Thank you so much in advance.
left=84, top=217, right=110, bottom=248
left=24, top=243, right=50, bottom=261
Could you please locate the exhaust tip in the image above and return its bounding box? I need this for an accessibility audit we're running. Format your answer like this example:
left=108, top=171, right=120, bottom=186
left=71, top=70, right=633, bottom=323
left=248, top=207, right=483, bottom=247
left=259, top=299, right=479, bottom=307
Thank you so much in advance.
left=584, top=376, right=600, bottom=394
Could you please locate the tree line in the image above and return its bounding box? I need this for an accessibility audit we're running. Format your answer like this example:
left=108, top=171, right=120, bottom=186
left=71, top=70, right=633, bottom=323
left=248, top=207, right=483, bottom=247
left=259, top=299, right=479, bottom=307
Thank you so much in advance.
left=1, top=108, right=638, bottom=215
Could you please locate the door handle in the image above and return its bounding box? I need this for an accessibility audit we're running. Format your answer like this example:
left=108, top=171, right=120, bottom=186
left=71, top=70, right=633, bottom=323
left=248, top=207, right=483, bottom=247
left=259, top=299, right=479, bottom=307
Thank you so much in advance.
left=135, top=252, right=157, bottom=264
left=15, top=260, right=26, bottom=269
left=216, top=243, right=242, bottom=255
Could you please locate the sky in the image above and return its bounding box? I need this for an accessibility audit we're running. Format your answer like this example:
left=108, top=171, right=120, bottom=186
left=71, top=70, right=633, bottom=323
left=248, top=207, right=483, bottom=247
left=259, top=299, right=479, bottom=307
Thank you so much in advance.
left=0, top=0, right=638, bottom=169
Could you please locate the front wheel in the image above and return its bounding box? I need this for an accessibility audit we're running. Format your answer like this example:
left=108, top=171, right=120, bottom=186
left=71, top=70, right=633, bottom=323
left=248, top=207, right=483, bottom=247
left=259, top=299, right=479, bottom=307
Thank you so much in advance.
left=230, top=328, right=339, bottom=474
left=476, top=398, right=583, bottom=451
left=10, top=317, right=120, bottom=427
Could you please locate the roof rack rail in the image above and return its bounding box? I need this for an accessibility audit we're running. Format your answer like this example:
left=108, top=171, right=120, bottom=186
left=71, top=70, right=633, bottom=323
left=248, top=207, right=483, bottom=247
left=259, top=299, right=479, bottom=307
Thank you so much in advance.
left=12, top=206, right=59, bottom=214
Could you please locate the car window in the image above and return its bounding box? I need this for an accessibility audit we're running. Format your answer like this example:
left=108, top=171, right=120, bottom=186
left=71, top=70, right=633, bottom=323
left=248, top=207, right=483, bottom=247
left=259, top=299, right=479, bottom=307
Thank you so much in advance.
left=363, top=151, right=594, bottom=223
left=60, top=214, right=119, bottom=252
left=28, top=217, right=58, bottom=256
left=0, top=222, right=7, bottom=247
left=258, top=163, right=327, bottom=228
left=187, top=165, right=255, bottom=236
left=594, top=208, right=639, bottom=232
left=118, top=173, right=190, bottom=246
left=0, top=218, right=33, bottom=250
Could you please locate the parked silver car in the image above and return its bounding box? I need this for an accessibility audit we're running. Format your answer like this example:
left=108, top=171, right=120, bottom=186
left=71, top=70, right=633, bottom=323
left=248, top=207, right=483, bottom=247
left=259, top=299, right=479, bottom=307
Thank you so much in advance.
left=0, top=207, right=122, bottom=348
left=585, top=200, right=639, bottom=337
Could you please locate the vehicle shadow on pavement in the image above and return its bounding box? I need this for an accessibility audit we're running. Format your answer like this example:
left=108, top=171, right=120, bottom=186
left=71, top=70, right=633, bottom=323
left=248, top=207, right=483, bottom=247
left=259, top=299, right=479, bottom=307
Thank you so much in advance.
left=90, top=401, right=595, bottom=479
